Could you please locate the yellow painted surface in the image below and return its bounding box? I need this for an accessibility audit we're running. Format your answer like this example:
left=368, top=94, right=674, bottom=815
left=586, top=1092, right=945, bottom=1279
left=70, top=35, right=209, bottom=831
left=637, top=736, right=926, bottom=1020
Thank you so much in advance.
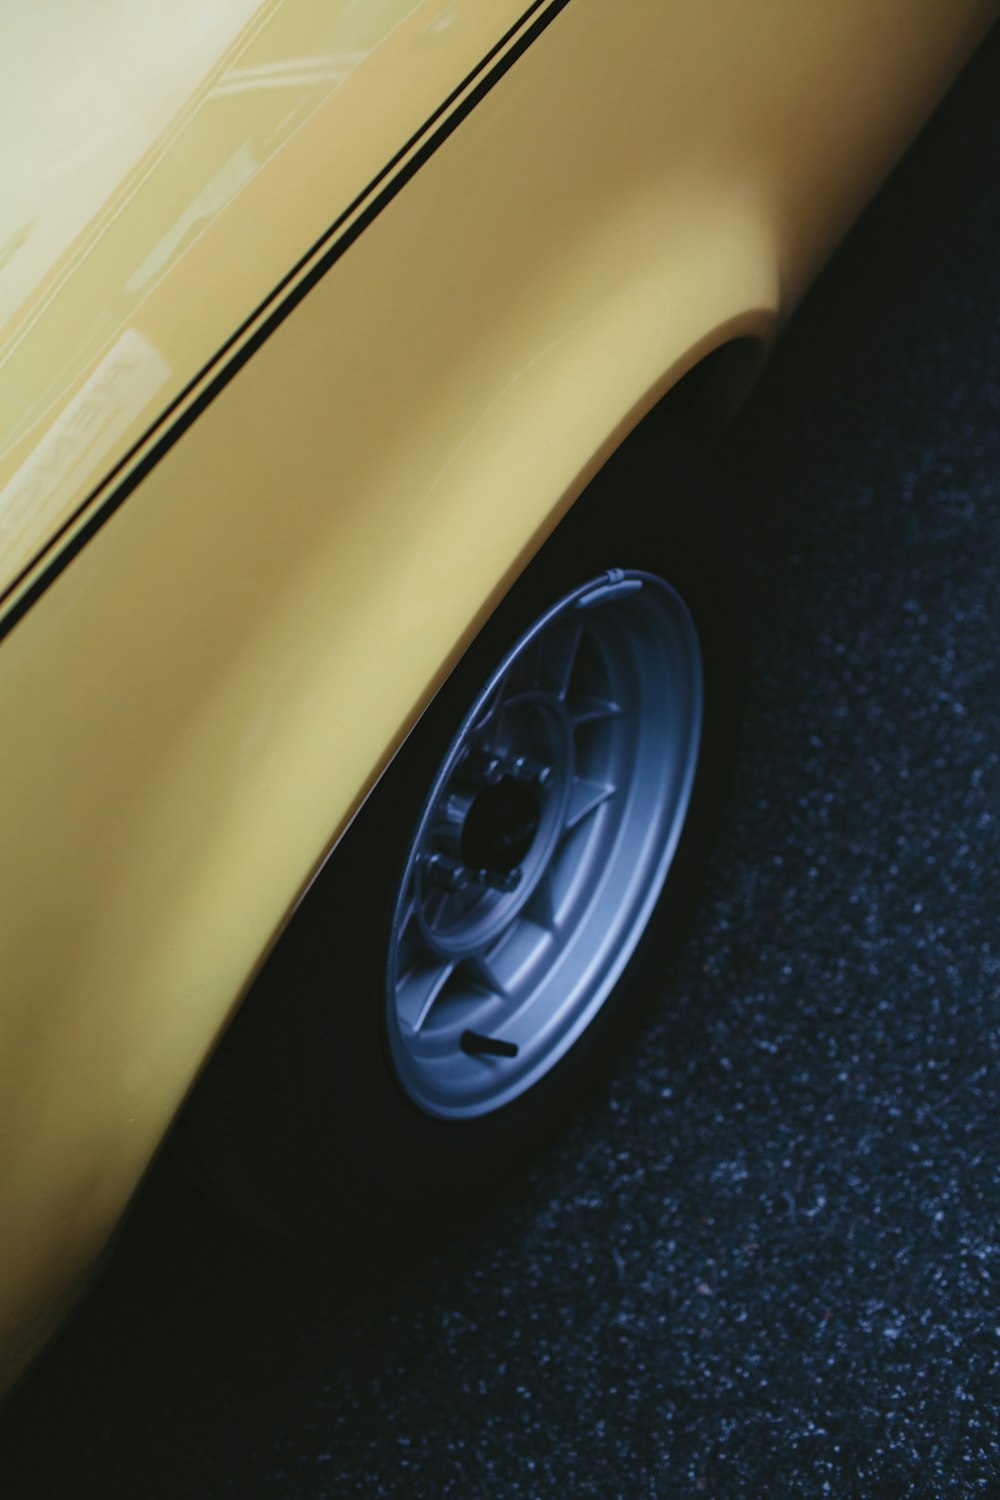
left=0, top=0, right=534, bottom=595
left=0, top=0, right=995, bottom=1390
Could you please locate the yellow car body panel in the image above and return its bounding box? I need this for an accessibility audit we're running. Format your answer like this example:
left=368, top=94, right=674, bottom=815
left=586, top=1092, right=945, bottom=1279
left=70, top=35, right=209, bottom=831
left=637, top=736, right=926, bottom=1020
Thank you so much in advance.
left=0, top=0, right=537, bottom=595
left=0, top=0, right=993, bottom=1390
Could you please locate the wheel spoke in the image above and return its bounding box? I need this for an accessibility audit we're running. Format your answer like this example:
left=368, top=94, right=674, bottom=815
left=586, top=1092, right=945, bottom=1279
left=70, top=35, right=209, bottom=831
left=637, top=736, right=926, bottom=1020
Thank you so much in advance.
left=570, top=692, right=622, bottom=726
left=564, top=775, right=616, bottom=830
left=394, top=898, right=423, bottom=971
left=396, top=958, right=455, bottom=1033
left=538, top=617, right=584, bottom=700
left=462, top=947, right=509, bottom=999
left=524, top=872, right=558, bottom=932
left=471, top=679, right=509, bottom=742
left=394, top=891, right=419, bottom=939
left=423, top=887, right=448, bottom=924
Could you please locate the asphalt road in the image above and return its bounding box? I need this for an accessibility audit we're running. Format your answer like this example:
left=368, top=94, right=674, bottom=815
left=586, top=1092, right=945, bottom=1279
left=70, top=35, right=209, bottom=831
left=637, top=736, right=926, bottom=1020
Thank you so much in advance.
left=2, top=29, right=998, bottom=1500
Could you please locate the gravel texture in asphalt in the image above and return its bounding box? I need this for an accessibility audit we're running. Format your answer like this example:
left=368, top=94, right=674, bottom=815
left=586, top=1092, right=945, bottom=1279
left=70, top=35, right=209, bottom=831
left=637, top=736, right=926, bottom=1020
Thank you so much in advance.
left=1, top=25, right=998, bottom=1500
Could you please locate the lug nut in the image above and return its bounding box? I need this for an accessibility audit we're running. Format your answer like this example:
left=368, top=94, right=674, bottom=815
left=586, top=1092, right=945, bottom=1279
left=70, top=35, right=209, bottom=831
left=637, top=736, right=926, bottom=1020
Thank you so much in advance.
left=462, top=747, right=552, bottom=791
left=469, top=865, right=522, bottom=893
left=461, top=748, right=505, bottom=786
left=509, top=755, right=552, bottom=790
left=422, top=853, right=470, bottom=892
left=422, top=854, right=522, bottom=895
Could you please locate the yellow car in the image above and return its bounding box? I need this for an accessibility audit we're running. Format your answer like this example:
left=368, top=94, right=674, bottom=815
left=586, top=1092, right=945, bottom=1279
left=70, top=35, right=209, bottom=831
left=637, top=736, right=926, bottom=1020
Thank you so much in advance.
left=0, top=0, right=995, bottom=1394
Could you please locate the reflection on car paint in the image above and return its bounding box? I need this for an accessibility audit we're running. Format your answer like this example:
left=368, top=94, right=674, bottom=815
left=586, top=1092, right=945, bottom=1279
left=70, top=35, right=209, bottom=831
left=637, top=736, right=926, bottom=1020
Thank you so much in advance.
left=0, top=0, right=516, bottom=598
left=0, top=330, right=171, bottom=552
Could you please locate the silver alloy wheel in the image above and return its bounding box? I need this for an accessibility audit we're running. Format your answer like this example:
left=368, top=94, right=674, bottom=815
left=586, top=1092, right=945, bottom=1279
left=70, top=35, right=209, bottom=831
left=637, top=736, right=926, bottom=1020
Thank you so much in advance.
left=385, top=569, right=703, bottom=1120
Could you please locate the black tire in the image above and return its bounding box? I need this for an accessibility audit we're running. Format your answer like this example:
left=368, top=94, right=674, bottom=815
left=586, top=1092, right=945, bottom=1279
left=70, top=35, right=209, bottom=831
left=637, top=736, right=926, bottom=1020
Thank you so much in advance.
left=181, top=418, right=743, bottom=1243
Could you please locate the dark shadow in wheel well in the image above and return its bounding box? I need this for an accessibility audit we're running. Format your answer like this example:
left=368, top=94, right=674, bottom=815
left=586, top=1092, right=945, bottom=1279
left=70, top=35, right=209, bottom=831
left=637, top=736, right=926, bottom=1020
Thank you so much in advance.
left=656, top=335, right=767, bottom=443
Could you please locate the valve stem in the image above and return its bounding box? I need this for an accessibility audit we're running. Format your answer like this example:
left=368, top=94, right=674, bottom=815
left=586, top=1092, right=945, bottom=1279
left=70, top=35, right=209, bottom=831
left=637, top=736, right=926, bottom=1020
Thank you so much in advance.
left=460, top=1030, right=519, bottom=1058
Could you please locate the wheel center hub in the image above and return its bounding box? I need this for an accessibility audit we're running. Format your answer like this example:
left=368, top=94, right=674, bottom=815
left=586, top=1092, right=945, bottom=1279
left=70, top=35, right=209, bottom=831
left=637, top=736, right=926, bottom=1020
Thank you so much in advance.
left=460, top=775, right=542, bottom=875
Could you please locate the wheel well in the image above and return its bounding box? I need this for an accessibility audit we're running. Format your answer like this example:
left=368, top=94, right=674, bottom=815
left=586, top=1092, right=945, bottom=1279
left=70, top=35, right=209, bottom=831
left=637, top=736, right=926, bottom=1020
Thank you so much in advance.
left=182, top=331, right=768, bottom=1102
left=657, top=335, right=767, bottom=441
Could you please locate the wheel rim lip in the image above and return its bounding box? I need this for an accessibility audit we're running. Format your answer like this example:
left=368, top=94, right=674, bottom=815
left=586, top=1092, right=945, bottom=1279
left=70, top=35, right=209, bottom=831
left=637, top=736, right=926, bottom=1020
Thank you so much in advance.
left=385, top=569, right=703, bottom=1121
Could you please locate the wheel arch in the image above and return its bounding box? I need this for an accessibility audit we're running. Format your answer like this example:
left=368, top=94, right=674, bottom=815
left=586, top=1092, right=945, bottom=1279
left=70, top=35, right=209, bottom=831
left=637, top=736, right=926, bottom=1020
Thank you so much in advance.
left=261, top=317, right=774, bottom=974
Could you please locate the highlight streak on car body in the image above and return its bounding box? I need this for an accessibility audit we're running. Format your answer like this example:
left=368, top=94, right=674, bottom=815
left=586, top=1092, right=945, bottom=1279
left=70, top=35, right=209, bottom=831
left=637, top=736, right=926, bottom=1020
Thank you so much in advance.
left=0, top=0, right=542, bottom=598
